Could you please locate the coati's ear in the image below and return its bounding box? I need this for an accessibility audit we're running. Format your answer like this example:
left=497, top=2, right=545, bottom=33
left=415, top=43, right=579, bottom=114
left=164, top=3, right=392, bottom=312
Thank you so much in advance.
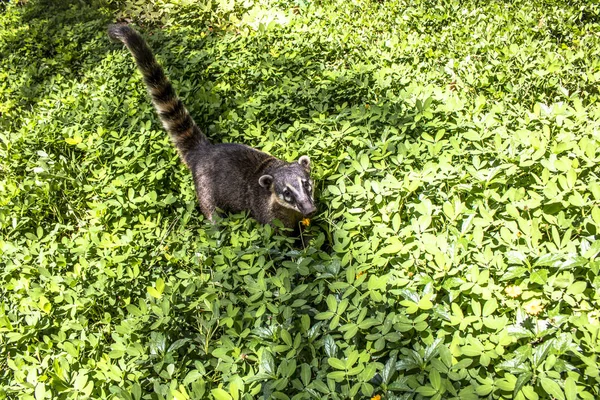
left=258, top=174, right=274, bottom=189
left=298, top=155, right=311, bottom=171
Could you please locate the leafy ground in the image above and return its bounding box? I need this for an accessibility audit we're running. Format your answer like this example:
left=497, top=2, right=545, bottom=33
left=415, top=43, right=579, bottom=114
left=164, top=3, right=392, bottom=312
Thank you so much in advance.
left=1, top=0, right=600, bottom=399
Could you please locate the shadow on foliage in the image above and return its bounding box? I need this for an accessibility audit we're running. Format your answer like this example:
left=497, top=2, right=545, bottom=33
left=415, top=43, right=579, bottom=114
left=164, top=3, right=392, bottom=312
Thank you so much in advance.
left=3, top=0, right=115, bottom=111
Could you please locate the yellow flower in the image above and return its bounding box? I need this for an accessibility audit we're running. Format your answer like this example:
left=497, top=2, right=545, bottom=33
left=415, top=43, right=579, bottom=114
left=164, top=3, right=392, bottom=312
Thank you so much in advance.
left=524, top=299, right=544, bottom=315
left=356, top=271, right=366, bottom=279
left=505, top=285, right=522, bottom=298
left=371, top=395, right=381, bottom=400
left=301, top=218, right=311, bottom=226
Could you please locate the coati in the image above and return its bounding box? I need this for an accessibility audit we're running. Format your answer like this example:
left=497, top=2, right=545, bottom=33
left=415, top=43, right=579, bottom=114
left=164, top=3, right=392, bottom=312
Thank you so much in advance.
left=107, top=24, right=316, bottom=230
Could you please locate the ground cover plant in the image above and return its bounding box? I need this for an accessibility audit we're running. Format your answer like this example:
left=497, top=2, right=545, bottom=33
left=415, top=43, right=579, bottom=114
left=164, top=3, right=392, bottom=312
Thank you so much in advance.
left=1, top=0, right=600, bottom=398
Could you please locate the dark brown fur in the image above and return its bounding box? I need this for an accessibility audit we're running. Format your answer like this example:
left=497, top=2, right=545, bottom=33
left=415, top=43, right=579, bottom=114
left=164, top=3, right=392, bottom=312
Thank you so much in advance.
left=107, top=24, right=316, bottom=230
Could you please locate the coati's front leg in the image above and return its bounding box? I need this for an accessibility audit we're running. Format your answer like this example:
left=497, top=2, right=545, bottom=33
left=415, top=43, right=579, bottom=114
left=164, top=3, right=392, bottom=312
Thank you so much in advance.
left=198, top=196, right=216, bottom=223
left=194, top=176, right=217, bottom=222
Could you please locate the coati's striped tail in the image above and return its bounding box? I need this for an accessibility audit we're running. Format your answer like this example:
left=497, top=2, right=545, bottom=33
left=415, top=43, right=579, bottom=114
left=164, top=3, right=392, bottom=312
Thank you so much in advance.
left=107, top=24, right=208, bottom=162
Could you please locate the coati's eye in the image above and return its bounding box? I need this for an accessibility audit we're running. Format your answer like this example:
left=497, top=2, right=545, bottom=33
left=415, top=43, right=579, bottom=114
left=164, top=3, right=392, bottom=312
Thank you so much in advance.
left=303, top=180, right=311, bottom=190
left=283, top=189, right=292, bottom=202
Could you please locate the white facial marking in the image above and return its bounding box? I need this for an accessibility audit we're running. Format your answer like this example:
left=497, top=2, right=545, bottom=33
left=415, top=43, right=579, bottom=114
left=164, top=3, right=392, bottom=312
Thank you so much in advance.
left=272, top=193, right=299, bottom=211
left=286, top=183, right=301, bottom=198
left=298, top=177, right=313, bottom=197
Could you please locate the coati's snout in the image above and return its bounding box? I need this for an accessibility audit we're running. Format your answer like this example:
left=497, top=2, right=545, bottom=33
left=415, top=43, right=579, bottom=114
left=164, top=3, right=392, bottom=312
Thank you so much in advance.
left=297, top=201, right=317, bottom=217
left=294, top=191, right=317, bottom=217
left=259, top=155, right=317, bottom=217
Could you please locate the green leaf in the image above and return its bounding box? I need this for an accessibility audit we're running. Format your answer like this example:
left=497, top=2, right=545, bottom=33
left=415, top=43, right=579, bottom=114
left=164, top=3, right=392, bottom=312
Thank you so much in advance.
left=183, top=370, right=203, bottom=385
left=129, top=382, right=146, bottom=400
left=381, top=353, right=397, bottom=384
left=168, top=338, right=191, bottom=353
left=513, top=371, right=532, bottom=397
left=315, top=311, right=335, bottom=320
left=326, top=371, right=346, bottom=382
left=280, top=329, right=292, bottom=347
left=564, top=377, right=577, bottom=400
left=35, top=383, right=46, bottom=400
left=416, top=386, right=438, bottom=396
left=260, top=350, right=275, bottom=375
left=229, top=380, right=240, bottom=400
left=429, top=369, right=442, bottom=390
left=540, top=378, right=565, bottom=400
left=471, top=299, right=481, bottom=317
left=326, top=294, right=337, bottom=312
left=300, top=314, right=310, bottom=332
left=530, top=269, right=549, bottom=285
left=327, top=357, right=346, bottom=370
left=156, top=278, right=165, bottom=294
left=324, top=335, right=337, bottom=358
left=347, top=365, right=364, bottom=376
left=482, top=298, right=498, bottom=316
left=418, top=296, right=433, bottom=310
left=380, top=240, right=403, bottom=255
left=388, top=376, right=411, bottom=391
left=212, top=388, right=233, bottom=400
left=343, top=324, right=359, bottom=340
left=567, top=281, right=587, bottom=295
left=65, top=136, right=82, bottom=145
left=311, top=380, right=329, bottom=394
left=147, top=287, right=162, bottom=299
left=329, top=315, right=340, bottom=330
left=476, top=384, right=493, bottom=396
left=300, top=364, right=311, bottom=387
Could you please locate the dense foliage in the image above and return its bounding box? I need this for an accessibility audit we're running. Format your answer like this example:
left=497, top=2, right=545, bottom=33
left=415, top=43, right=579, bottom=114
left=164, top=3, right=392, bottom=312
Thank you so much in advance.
left=1, top=0, right=600, bottom=399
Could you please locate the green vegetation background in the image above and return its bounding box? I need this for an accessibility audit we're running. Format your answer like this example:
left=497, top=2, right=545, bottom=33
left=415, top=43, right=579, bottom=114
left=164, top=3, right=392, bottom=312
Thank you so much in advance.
left=1, top=0, right=600, bottom=399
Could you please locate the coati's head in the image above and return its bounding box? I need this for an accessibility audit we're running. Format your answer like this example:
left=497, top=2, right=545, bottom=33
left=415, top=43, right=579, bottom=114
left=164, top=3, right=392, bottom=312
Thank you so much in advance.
left=259, top=155, right=317, bottom=217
